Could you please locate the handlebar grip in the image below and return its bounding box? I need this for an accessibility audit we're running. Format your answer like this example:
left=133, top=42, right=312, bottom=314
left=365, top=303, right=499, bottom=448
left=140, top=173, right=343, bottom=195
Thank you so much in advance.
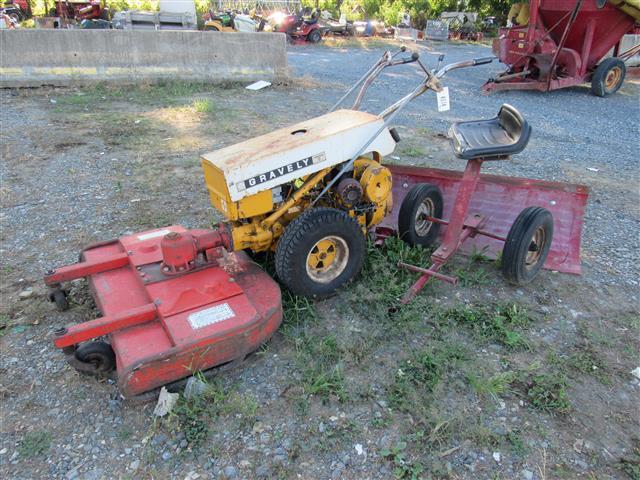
left=473, top=57, right=495, bottom=65
left=411, top=52, right=419, bottom=61
left=400, top=45, right=407, bottom=52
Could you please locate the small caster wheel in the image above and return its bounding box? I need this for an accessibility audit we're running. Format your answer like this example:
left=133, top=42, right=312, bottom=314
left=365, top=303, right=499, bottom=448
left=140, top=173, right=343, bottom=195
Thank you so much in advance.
left=74, top=341, right=116, bottom=374
left=49, top=289, right=69, bottom=311
left=501, top=207, right=553, bottom=285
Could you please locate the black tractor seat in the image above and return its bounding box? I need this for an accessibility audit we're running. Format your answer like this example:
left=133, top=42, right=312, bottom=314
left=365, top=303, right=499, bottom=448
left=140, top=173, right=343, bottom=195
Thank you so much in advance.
left=449, top=104, right=531, bottom=160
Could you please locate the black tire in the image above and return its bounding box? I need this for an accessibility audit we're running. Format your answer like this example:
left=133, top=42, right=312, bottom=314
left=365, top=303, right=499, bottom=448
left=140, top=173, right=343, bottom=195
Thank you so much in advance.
left=591, top=57, right=626, bottom=97
left=501, top=207, right=553, bottom=285
left=307, top=29, right=322, bottom=43
left=49, top=289, right=69, bottom=311
left=275, top=208, right=365, bottom=298
left=398, top=183, right=443, bottom=247
left=99, top=7, right=111, bottom=21
left=204, top=25, right=220, bottom=31
left=75, top=341, right=116, bottom=373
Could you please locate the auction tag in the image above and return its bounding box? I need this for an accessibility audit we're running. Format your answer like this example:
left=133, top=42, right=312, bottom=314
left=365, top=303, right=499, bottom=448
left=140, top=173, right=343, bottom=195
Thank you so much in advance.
left=436, top=87, right=450, bottom=112
left=188, top=303, right=235, bottom=329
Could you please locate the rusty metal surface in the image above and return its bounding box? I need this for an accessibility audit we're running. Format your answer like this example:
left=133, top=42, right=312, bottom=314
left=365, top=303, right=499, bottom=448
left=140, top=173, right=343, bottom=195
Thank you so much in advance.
left=380, top=165, right=589, bottom=275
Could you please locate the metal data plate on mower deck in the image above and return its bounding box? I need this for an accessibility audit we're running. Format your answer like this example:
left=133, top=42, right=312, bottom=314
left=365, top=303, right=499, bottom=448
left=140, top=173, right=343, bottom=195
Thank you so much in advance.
left=381, top=165, right=589, bottom=274
left=81, top=226, right=282, bottom=397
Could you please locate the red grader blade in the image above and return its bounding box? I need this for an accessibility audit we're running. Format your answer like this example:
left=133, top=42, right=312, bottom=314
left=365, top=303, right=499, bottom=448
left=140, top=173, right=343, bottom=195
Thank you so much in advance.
left=378, top=165, right=589, bottom=275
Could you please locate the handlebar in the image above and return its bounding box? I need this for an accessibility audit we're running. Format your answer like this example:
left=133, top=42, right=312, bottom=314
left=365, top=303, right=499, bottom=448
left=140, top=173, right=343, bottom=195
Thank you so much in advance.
left=435, top=56, right=496, bottom=78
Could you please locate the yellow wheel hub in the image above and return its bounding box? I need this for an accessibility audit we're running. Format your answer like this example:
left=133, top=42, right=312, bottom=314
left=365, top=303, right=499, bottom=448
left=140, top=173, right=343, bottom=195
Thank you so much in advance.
left=306, top=235, right=349, bottom=284
left=605, top=67, right=622, bottom=90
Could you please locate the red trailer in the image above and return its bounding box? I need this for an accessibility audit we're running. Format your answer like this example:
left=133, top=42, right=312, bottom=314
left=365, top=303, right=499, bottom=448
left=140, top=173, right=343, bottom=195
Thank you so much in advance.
left=484, top=0, right=640, bottom=96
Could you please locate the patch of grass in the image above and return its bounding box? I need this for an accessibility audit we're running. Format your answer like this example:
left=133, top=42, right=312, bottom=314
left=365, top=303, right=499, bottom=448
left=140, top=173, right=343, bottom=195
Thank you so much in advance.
left=281, top=291, right=317, bottom=333
left=438, top=303, right=533, bottom=350
left=294, top=334, right=347, bottom=401
left=192, top=98, right=215, bottom=114
left=388, top=342, right=466, bottom=413
left=169, top=377, right=258, bottom=449
left=19, top=430, right=51, bottom=458
left=618, top=437, right=640, bottom=479
left=547, top=348, right=611, bottom=384
left=346, top=237, right=434, bottom=327
left=380, top=442, right=424, bottom=480
left=398, top=145, right=427, bottom=158
left=525, top=373, right=571, bottom=414
left=453, top=265, right=491, bottom=287
left=468, top=371, right=516, bottom=401
left=507, top=429, right=528, bottom=456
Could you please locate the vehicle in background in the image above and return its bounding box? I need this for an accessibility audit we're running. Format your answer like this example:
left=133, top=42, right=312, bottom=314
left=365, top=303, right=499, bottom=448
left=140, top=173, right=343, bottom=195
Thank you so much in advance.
left=0, top=0, right=31, bottom=23
left=319, top=11, right=354, bottom=36
left=203, top=9, right=262, bottom=32
left=267, top=8, right=323, bottom=43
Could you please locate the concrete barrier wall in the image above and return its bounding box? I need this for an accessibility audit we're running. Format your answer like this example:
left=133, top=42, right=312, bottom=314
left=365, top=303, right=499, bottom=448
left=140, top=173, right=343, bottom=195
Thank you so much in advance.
left=0, top=30, right=288, bottom=87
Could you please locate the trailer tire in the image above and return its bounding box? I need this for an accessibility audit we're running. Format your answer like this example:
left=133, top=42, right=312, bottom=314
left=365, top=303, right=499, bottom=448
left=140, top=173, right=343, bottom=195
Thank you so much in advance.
left=591, top=58, right=626, bottom=97
left=75, top=341, right=116, bottom=374
left=501, top=207, right=553, bottom=285
left=275, top=208, right=365, bottom=298
left=398, top=183, right=443, bottom=248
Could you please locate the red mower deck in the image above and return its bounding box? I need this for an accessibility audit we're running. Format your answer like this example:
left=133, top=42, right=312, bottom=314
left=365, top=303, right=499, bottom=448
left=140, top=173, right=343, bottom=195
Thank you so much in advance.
left=45, top=226, right=282, bottom=398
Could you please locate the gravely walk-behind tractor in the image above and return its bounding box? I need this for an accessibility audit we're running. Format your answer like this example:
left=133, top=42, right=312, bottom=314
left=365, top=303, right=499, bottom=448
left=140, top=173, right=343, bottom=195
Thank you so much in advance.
left=44, top=48, right=588, bottom=399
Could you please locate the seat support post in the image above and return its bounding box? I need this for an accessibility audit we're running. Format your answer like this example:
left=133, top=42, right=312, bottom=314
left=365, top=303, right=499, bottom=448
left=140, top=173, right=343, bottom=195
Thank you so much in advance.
left=432, top=158, right=483, bottom=263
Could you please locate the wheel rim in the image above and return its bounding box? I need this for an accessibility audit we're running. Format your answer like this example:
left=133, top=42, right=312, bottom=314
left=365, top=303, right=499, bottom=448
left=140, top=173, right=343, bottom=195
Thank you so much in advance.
left=525, top=226, right=546, bottom=270
left=415, top=199, right=435, bottom=237
left=605, top=66, right=622, bottom=90
left=306, top=235, right=349, bottom=283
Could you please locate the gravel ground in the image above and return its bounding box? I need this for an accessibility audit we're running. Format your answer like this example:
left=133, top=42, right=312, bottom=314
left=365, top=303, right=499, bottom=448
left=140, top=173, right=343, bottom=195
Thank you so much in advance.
left=1, top=40, right=639, bottom=480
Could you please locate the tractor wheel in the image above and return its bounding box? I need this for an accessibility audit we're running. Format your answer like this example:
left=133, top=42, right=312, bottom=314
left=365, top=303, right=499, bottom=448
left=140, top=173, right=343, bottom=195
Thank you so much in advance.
left=398, top=183, right=443, bottom=248
left=307, top=29, right=322, bottom=43
left=591, top=58, right=626, bottom=97
left=501, top=207, right=553, bottom=285
left=49, top=289, right=69, bottom=311
left=75, top=341, right=116, bottom=374
left=275, top=208, right=365, bottom=298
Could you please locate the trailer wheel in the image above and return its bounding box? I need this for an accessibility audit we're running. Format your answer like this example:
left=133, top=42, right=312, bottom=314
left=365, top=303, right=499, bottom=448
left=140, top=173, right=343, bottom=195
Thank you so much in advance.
left=591, top=58, right=626, bottom=97
left=398, top=183, right=443, bottom=248
left=49, top=289, right=69, bottom=311
left=75, top=341, right=116, bottom=374
left=275, top=207, right=365, bottom=298
left=307, top=29, right=322, bottom=43
left=501, top=207, right=553, bottom=285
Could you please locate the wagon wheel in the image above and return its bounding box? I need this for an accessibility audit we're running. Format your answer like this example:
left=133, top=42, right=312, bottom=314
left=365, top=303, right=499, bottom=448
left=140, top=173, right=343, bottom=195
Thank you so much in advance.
left=591, top=58, right=626, bottom=97
left=275, top=208, right=365, bottom=298
left=398, top=183, right=443, bottom=248
left=501, top=207, right=554, bottom=285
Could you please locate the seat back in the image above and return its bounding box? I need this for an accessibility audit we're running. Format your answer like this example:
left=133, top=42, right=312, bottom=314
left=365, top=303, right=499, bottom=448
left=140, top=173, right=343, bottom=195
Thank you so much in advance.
left=498, top=104, right=526, bottom=142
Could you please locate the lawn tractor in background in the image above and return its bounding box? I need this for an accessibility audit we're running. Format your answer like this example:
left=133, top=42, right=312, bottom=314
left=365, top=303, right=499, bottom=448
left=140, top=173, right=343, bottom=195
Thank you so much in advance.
left=44, top=47, right=588, bottom=399
left=484, top=0, right=640, bottom=96
left=49, top=0, right=111, bottom=22
left=0, top=0, right=32, bottom=23
left=267, top=8, right=323, bottom=42
left=202, top=9, right=263, bottom=32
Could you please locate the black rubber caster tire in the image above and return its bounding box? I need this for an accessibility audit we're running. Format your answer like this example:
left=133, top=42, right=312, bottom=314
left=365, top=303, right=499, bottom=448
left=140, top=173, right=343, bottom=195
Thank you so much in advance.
left=49, top=289, right=69, bottom=311
left=501, top=207, right=554, bottom=285
left=398, top=183, right=443, bottom=247
left=75, top=341, right=116, bottom=374
left=275, top=207, right=365, bottom=298
left=591, top=57, right=626, bottom=97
